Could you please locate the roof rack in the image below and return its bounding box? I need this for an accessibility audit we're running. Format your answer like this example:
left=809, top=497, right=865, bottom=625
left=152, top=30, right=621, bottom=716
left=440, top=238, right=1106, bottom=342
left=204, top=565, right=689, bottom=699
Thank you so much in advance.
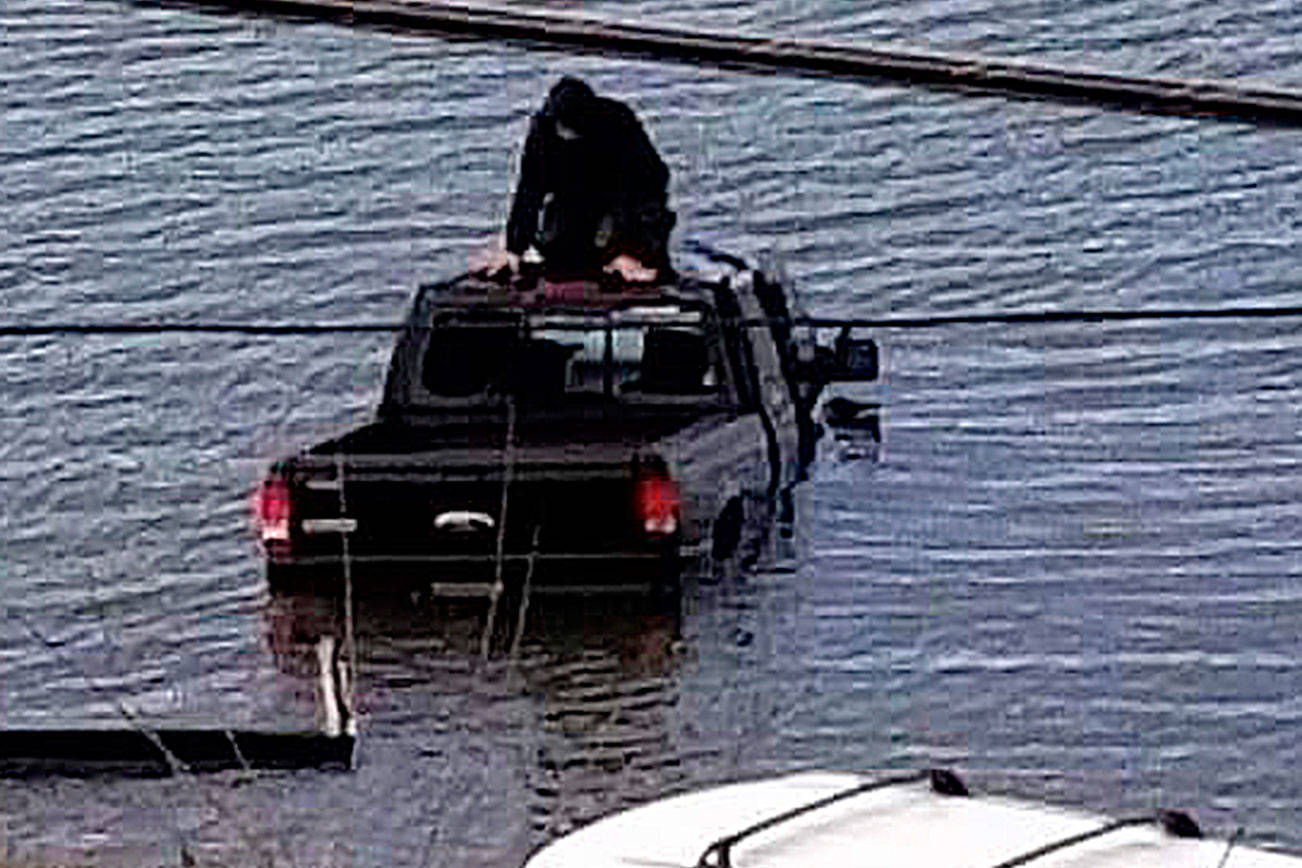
left=989, top=810, right=1202, bottom=868
left=695, top=768, right=967, bottom=868
left=412, top=271, right=715, bottom=316
left=693, top=768, right=1204, bottom=868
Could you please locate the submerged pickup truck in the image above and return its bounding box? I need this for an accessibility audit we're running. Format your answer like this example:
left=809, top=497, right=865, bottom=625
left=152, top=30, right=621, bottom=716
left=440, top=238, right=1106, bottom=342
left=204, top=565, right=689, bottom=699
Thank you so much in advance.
left=254, top=250, right=877, bottom=597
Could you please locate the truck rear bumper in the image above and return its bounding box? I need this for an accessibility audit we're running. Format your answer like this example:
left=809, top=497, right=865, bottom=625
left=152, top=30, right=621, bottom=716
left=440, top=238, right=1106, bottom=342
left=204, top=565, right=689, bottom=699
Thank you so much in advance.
left=265, top=547, right=682, bottom=598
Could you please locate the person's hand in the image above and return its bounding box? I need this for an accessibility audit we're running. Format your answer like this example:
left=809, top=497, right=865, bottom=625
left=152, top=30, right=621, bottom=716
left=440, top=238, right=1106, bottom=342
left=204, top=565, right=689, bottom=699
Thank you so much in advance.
left=470, top=240, right=520, bottom=276
left=604, top=253, right=658, bottom=283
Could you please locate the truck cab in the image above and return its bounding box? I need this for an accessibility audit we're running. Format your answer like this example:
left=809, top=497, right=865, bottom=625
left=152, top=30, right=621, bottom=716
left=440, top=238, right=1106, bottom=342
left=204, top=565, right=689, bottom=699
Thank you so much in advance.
left=255, top=256, right=876, bottom=598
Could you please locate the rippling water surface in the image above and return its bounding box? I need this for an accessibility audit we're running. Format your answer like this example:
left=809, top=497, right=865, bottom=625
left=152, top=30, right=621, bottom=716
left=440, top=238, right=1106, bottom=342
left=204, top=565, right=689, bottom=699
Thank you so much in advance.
left=4, top=1, right=1302, bottom=864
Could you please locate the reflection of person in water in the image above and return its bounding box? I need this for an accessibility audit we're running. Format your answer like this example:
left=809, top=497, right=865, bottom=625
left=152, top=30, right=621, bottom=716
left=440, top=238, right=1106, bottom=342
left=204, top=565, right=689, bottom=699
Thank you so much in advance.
left=480, top=77, right=675, bottom=283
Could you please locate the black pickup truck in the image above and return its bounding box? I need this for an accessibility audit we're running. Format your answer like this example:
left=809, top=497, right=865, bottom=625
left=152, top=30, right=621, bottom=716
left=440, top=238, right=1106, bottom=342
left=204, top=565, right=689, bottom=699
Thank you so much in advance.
left=254, top=251, right=877, bottom=597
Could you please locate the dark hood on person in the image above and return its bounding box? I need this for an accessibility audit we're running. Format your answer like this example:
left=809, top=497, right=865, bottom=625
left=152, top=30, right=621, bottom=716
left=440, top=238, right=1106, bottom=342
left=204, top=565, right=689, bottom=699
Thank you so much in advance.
left=544, top=76, right=597, bottom=138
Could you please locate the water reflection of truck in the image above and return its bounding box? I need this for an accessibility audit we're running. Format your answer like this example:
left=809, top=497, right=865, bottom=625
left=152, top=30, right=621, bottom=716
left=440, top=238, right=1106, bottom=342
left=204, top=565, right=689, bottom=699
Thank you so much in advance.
left=263, top=587, right=689, bottom=863
left=254, top=250, right=877, bottom=597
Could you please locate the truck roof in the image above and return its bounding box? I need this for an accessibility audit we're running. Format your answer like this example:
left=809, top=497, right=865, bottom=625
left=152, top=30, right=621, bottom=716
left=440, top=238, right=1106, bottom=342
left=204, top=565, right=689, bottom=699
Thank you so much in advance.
left=410, top=272, right=721, bottom=320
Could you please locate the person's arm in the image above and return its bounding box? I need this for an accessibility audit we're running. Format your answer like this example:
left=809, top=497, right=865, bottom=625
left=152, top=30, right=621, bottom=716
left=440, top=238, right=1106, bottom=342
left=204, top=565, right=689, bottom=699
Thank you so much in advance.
left=605, top=102, right=674, bottom=270
left=506, top=117, right=547, bottom=254
left=613, top=103, right=669, bottom=196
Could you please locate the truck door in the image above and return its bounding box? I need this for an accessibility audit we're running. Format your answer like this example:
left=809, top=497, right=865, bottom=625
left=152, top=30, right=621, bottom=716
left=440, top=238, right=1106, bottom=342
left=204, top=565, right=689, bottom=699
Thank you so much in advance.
left=731, top=270, right=800, bottom=495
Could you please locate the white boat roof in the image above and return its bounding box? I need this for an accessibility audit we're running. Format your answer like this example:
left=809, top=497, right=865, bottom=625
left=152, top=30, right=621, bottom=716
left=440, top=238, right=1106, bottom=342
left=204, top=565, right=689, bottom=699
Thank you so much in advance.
left=522, top=770, right=1300, bottom=868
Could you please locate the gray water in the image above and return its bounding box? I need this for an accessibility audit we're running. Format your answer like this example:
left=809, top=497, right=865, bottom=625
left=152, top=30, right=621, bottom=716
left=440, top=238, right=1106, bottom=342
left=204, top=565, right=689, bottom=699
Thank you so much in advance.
left=3, top=1, right=1302, bottom=865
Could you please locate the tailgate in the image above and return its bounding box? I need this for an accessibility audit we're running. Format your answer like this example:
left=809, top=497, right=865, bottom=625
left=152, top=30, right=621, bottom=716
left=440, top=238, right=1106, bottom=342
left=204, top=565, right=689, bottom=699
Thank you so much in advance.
left=275, top=445, right=662, bottom=566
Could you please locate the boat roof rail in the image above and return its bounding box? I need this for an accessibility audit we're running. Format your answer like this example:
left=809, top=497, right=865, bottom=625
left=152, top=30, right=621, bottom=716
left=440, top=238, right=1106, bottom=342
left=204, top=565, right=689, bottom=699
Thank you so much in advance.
left=986, top=809, right=1202, bottom=868
left=695, top=768, right=966, bottom=868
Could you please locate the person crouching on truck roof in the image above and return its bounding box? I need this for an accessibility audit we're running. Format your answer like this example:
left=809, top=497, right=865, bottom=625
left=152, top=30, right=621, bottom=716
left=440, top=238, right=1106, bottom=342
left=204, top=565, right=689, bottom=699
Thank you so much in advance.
left=478, top=77, right=676, bottom=283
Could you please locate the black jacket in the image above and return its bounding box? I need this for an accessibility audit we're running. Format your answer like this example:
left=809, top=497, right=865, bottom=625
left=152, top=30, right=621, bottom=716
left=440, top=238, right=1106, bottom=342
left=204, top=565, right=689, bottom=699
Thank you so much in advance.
left=506, top=92, right=673, bottom=272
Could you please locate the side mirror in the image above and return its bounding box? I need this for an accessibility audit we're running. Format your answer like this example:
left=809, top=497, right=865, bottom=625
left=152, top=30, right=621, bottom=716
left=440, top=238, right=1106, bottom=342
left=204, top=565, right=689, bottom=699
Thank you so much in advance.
left=828, top=327, right=878, bottom=382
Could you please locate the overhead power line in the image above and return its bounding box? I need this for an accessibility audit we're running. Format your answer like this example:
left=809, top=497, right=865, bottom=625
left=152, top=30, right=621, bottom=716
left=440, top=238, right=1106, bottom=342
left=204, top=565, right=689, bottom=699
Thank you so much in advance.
left=0, top=322, right=405, bottom=337
left=798, top=304, right=1302, bottom=329
left=127, top=0, right=1302, bottom=126
left=5, top=304, right=1302, bottom=337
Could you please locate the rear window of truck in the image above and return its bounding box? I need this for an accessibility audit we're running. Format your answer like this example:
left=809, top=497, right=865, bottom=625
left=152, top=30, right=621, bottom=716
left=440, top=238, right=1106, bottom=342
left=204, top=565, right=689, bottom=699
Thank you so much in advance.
left=420, top=306, right=725, bottom=404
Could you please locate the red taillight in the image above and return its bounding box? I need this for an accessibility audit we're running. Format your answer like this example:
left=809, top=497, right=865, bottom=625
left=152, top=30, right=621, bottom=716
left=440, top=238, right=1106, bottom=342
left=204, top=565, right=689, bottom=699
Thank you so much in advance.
left=636, top=473, right=681, bottom=536
left=256, top=474, right=292, bottom=543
